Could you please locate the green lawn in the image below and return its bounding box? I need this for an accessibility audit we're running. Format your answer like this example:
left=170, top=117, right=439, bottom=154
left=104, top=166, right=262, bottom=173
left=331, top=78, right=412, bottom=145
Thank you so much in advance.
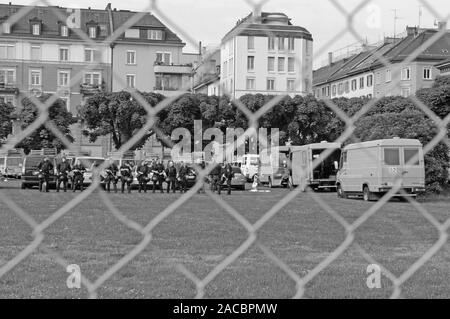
left=0, top=180, right=449, bottom=299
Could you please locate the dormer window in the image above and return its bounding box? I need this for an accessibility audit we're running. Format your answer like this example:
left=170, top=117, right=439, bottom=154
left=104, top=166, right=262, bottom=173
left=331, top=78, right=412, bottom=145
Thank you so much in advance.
left=89, top=26, right=97, bottom=38
left=2, top=22, right=10, bottom=34
left=32, top=23, right=40, bottom=35
left=147, top=29, right=163, bottom=40
left=61, top=25, right=69, bottom=37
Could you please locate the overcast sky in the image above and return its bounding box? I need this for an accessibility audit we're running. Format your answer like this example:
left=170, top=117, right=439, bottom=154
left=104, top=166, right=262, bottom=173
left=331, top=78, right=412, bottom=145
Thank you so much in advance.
left=10, top=0, right=450, bottom=68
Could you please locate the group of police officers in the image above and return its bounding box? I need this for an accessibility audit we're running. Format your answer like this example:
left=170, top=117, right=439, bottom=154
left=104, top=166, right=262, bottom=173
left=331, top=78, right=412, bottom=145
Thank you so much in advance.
left=36, top=156, right=236, bottom=195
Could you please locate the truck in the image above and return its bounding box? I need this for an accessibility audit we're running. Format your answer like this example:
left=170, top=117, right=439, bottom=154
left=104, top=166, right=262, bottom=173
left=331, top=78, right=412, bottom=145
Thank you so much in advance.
left=0, top=149, right=24, bottom=179
left=290, top=142, right=342, bottom=191
left=336, top=138, right=426, bottom=201
left=259, top=146, right=291, bottom=188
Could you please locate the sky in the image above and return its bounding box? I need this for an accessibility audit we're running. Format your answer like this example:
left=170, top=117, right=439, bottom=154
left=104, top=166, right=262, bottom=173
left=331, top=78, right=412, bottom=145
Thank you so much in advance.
left=8, top=0, right=450, bottom=68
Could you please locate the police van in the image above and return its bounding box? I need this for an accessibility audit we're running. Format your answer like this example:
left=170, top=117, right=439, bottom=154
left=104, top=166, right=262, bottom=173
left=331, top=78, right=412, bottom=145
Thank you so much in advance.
left=336, top=138, right=426, bottom=201
left=0, top=149, right=24, bottom=179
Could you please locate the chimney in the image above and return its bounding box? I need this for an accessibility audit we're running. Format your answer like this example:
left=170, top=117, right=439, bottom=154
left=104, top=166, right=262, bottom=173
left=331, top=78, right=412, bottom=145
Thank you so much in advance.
left=438, top=21, right=447, bottom=30
left=105, top=3, right=111, bottom=10
left=328, top=52, right=333, bottom=65
left=199, top=41, right=202, bottom=56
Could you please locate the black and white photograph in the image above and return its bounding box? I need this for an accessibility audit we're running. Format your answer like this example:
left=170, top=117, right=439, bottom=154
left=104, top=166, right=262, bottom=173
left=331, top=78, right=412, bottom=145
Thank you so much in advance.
left=0, top=0, right=449, bottom=308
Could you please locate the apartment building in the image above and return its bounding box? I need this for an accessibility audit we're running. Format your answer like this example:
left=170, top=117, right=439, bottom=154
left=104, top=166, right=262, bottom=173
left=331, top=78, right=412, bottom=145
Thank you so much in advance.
left=220, top=12, right=313, bottom=99
left=313, top=25, right=450, bottom=100
left=192, top=48, right=221, bottom=96
left=436, top=58, right=450, bottom=76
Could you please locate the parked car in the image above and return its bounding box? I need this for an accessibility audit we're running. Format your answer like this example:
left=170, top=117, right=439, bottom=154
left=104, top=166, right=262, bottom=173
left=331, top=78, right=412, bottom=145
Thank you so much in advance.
left=336, top=138, right=426, bottom=201
left=221, top=166, right=246, bottom=190
left=21, top=155, right=57, bottom=189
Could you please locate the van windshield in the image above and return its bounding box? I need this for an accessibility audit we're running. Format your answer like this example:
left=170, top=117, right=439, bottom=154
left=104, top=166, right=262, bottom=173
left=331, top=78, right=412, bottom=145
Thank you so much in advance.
left=249, top=158, right=259, bottom=165
left=26, top=157, right=48, bottom=168
left=6, top=157, right=22, bottom=166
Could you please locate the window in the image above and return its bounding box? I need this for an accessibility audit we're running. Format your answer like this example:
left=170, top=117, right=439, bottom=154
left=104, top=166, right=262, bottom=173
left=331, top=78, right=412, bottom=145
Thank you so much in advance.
left=375, top=72, right=381, bottom=85
left=156, top=52, right=171, bottom=65
left=384, top=148, right=400, bottom=166
left=287, top=79, right=295, bottom=92
left=0, top=69, right=16, bottom=85
left=29, top=69, right=41, bottom=86
left=84, top=48, right=96, bottom=62
left=0, top=43, right=15, bottom=59
left=423, top=67, right=432, bottom=80
left=267, top=78, right=275, bottom=91
left=223, top=61, right=228, bottom=77
left=30, top=45, right=41, bottom=60
left=360, top=77, right=365, bottom=89
left=332, top=85, right=336, bottom=96
left=246, top=77, right=255, bottom=90
left=2, top=22, right=10, bottom=34
left=404, top=149, right=420, bottom=166
left=247, top=56, right=255, bottom=71
left=59, top=47, right=69, bottom=61
left=386, top=69, right=392, bottom=82
left=288, top=37, right=295, bottom=51
left=148, top=29, right=163, bottom=40
left=367, top=75, right=373, bottom=87
left=338, top=83, right=343, bottom=95
left=288, top=57, right=295, bottom=72
left=84, top=72, right=101, bottom=85
left=126, top=74, right=135, bottom=88
left=401, top=67, right=411, bottom=80
left=126, top=50, right=136, bottom=65
left=401, top=87, right=411, bottom=97
left=248, top=36, right=254, bottom=50
left=339, top=151, right=347, bottom=169
left=88, top=26, right=97, bottom=39
left=278, top=37, right=285, bottom=51
left=268, top=37, right=275, bottom=51
left=229, top=58, right=233, bottom=75
left=125, top=28, right=139, bottom=38
left=278, top=57, right=285, bottom=72
left=351, top=79, right=357, bottom=91
left=268, top=57, right=275, bottom=72
left=344, top=81, right=349, bottom=93
left=61, top=25, right=68, bottom=37
left=305, top=42, right=311, bottom=56
left=58, top=71, right=70, bottom=87
left=32, top=23, right=40, bottom=35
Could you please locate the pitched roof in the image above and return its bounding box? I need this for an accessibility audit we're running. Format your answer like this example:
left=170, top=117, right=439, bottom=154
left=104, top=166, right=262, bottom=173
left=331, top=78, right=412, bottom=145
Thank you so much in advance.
left=436, top=58, right=450, bottom=68
left=313, top=58, right=351, bottom=85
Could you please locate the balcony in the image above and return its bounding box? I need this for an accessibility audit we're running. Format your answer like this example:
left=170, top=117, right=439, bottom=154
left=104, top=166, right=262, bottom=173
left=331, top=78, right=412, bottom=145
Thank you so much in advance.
left=153, top=62, right=193, bottom=75
left=80, top=83, right=104, bottom=96
left=0, top=82, right=19, bottom=94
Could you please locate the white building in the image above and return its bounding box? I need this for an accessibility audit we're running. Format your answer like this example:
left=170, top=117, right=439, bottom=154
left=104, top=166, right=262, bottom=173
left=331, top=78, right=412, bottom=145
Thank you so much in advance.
left=220, top=12, right=313, bottom=99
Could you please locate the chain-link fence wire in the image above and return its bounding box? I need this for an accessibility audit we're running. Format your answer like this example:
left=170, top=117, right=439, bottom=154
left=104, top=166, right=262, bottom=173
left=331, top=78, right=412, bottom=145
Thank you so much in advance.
left=0, top=0, right=449, bottom=299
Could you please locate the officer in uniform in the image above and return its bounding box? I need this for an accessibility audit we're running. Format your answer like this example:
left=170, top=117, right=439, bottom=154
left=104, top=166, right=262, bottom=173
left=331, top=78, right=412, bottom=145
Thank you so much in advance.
left=56, top=156, right=71, bottom=192
left=165, top=160, right=177, bottom=193
left=105, top=158, right=119, bottom=193
left=120, top=160, right=134, bottom=193
left=71, top=160, right=86, bottom=192
left=209, top=159, right=223, bottom=195
left=177, top=161, right=189, bottom=193
left=37, top=157, right=54, bottom=193
left=222, top=160, right=234, bottom=195
left=136, top=160, right=149, bottom=193
left=152, top=159, right=165, bottom=193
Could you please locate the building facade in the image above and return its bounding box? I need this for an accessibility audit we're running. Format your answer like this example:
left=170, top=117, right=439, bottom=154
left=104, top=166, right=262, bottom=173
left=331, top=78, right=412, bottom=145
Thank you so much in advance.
left=220, top=12, right=313, bottom=99
left=435, top=58, right=450, bottom=76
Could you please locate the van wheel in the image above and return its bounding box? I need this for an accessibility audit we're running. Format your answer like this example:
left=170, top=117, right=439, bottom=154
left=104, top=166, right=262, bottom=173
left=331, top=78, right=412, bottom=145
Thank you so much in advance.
left=363, top=186, right=376, bottom=202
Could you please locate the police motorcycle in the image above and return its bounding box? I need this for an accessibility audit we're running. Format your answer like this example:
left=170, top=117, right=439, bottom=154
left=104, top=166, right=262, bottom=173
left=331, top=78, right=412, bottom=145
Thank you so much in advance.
left=71, top=166, right=86, bottom=191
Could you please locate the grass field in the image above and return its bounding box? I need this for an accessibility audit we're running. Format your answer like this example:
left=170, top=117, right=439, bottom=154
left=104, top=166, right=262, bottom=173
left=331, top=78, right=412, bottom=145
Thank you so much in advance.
left=1, top=179, right=449, bottom=299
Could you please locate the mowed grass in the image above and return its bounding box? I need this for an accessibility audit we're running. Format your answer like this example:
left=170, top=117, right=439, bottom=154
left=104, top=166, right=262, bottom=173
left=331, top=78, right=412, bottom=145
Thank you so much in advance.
left=0, top=180, right=449, bottom=299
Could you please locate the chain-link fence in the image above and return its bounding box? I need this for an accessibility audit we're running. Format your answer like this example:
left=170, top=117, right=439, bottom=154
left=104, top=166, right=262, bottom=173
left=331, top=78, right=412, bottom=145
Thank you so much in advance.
left=0, top=0, right=449, bottom=299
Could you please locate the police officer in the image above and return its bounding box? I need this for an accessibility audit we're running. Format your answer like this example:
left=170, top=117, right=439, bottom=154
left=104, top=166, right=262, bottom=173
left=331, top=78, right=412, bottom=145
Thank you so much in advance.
left=177, top=161, right=189, bottom=193
left=37, top=157, right=54, bottom=193
left=56, top=156, right=71, bottom=192
left=165, top=160, right=177, bottom=193
left=210, top=159, right=223, bottom=195
left=105, top=158, right=119, bottom=193
left=222, top=160, right=234, bottom=195
left=152, top=159, right=165, bottom=193
left=120, top=160, right=134, bottom=193
left=71, top=160, right=86, bottom=192
left=136, top=160, right=149, bottom=193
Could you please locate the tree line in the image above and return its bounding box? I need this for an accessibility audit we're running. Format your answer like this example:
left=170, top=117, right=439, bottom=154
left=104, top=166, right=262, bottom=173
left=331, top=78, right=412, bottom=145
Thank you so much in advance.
left=1, top=75, right=449, bottom=191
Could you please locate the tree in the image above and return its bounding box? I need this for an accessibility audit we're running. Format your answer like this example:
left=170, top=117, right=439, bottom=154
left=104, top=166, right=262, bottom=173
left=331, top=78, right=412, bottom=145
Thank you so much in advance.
left=416, top=75, right=450, bottom=119
left=79, top=91, right=165, bottom=150
left=16, top=94, right=76, bottom=153
left=0, top=100, right=14, bottom=145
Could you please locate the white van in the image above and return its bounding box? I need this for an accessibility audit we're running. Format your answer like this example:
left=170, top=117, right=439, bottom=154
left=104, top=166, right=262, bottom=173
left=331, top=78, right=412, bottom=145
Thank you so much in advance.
left=290, top=142, right=341, bottom=191
left=241, top=154, right=260, bottom=182
left=336, top=138, right=426, bottom=201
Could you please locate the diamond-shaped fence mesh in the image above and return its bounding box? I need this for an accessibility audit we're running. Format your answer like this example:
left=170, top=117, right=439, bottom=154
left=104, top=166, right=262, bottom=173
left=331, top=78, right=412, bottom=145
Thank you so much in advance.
left=0, top=0, right=449, bottom=299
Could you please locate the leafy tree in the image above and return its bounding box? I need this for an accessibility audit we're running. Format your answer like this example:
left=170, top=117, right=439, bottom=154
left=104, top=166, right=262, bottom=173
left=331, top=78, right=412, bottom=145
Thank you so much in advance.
left=0, top=100, right=14, bottom=144
left=416, top=75, right=450, bottom=119
left=79, top=91, right=165, bottom=150
left=16, top=94, right=76, bottom=153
